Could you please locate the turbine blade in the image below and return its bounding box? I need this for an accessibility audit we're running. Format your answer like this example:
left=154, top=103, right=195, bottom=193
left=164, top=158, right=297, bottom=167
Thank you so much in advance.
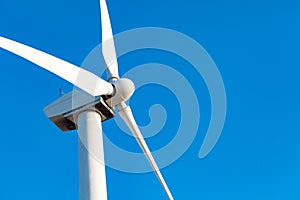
left=0, top=36, right=113, bottom=96
left=118, top=103, right=174, bottom=200
left=100, top=0, right=119, bottom=80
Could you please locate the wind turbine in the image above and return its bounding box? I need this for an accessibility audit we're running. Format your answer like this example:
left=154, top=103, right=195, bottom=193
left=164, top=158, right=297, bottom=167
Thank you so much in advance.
left=0, top=0, right=174, bottom=200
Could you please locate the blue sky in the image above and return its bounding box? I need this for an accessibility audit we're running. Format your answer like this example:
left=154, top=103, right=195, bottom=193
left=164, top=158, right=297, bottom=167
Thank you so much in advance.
left=0, top=0, right=299, bottom=199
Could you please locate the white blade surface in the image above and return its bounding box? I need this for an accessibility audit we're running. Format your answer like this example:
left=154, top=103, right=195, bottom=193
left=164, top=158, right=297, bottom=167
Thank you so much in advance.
left=118, top=104, right=174, bottom=200
left=100, top=0, right=119, bottom=80
left=0, top=36, right=114, bottom=96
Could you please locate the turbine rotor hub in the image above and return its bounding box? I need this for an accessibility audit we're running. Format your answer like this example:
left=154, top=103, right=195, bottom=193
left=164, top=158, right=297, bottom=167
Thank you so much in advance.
left=109, top=78, right=135, bottom=106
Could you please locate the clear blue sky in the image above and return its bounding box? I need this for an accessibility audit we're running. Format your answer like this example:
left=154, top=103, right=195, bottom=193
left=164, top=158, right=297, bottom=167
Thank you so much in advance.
left=0, top=0, right=299, bottom=199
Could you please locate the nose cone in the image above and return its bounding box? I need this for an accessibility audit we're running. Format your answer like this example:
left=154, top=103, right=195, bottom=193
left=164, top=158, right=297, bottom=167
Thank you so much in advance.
left=115, top=78, right=135, bottom=100
left=110, top=78, right=135, bottom=106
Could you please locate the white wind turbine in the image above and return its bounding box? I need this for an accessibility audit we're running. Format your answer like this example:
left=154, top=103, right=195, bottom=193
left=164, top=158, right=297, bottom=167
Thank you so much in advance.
left=0, top=0, right=174, bottom=200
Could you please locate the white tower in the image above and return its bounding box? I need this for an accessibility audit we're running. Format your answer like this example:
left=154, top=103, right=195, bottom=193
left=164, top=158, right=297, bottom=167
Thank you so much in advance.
left=44, top=90, right=115, bottom=200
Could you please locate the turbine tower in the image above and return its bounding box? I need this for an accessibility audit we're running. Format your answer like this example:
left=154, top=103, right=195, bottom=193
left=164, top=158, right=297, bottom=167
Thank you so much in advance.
left=0, top=0, right=174, bottom=200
